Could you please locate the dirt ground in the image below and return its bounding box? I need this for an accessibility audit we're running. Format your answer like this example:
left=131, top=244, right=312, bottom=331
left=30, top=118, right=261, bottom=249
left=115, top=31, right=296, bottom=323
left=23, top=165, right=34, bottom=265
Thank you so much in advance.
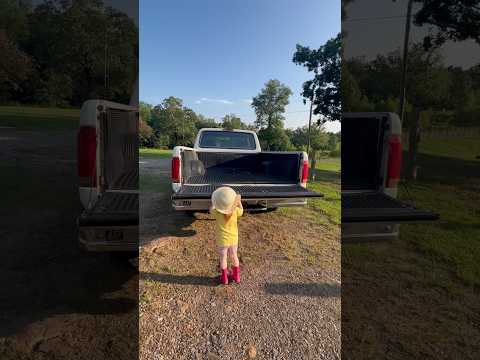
left=0, top=127, right=138, bottom=360
left=139, top=158, right=341, bottom=360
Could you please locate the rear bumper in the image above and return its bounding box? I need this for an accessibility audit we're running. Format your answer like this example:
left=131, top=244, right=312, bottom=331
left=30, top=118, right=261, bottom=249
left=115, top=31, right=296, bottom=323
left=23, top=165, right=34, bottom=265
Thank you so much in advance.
left=172, top=197, right=308, bottom=211
left=78, top=224, right=138, bottom=252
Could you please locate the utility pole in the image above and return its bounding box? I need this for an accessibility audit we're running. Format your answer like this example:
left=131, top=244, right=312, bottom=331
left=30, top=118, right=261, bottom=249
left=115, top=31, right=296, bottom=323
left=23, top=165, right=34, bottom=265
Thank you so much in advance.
left=398, top=0, right=414, bottom=125
left=306, top=95, right=314, bottom=158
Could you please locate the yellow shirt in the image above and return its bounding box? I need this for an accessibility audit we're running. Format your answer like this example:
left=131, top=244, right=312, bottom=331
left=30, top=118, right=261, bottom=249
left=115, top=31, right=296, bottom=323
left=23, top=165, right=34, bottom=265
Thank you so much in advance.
left=211, top=207, right=243, bottom=247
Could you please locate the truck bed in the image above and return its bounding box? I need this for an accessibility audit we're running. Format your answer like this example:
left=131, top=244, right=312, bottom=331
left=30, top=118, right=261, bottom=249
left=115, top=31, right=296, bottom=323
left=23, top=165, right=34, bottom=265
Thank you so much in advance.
left=187, top=169, right=291, bottom=184
left=78, top=192, right=138, bottom=226
left=182, top=151, right=303, bottom=185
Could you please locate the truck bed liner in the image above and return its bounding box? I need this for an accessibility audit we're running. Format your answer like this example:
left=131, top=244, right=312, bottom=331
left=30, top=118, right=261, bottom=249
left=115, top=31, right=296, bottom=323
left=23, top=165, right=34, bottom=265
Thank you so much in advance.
left=78, top=192, right=138, bottom=226
left=342, top=192, right=439, bottom=223
left=173, top=184, right=322, bottom=199
left=187, top=170, right=292, bottom=185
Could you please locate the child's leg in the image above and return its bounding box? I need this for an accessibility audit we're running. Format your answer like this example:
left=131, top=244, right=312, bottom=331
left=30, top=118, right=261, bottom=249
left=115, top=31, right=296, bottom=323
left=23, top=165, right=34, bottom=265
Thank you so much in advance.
left=228, top=245, right=240, bottom=267
left=218, top=247, right=228, bottom=270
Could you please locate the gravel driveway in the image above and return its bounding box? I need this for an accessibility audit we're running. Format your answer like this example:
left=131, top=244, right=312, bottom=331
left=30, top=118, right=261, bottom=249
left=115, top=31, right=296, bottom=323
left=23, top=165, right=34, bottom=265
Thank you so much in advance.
left=0, top=128, right=138, bottom=360
left=139, top=156, right=341, bottom=360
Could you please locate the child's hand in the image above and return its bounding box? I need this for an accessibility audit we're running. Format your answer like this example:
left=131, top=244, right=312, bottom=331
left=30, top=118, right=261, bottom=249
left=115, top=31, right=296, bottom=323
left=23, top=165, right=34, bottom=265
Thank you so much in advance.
left=236, top=194, right=242, bottom=206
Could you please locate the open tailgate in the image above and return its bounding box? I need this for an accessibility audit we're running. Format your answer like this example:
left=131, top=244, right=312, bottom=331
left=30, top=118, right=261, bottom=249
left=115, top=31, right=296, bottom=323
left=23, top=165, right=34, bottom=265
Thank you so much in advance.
left=78, top=192, right=138, bottom=227
left=342, top=192, right=438, bottom=223
left=172, top=184, right=322, bottom=200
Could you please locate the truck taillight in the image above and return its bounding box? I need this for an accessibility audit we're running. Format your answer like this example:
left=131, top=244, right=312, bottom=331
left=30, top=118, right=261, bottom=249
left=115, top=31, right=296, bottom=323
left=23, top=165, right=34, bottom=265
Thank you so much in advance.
left=172, top=157, right=181, bottom=183
left=301, top=160, right=309, bottom=185
left=77, top=126, right=96, bottom=186
left=387, top=134, right=402, bottom=188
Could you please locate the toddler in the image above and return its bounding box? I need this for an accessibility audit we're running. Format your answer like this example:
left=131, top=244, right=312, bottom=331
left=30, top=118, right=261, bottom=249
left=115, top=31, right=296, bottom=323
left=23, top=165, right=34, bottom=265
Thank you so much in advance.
left=210, top=186, right=243, bottom=285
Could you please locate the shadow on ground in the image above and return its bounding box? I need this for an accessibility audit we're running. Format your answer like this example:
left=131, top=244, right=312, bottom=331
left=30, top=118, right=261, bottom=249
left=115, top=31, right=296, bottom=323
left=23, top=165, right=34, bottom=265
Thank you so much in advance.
left=0, top=129, right=137, bottom=338
left=140, top=157, right=198, bottom=247
left=264, top=282, right=341, bottom=297
left=141, top=272, right=217, bottom=286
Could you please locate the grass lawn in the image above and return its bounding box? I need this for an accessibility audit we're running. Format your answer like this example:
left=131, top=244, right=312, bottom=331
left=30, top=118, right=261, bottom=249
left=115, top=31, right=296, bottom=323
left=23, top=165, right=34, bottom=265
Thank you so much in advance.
left=139, top=148, right=173, bottom=192
left=0, top=106, right=79, bottom=130
left=279, top=157, right=340, bottom=228
left=139, top=148, right=172, bottom=159
left=398, top=137, right=480, bottom=286
left=417, top=136, right=480, bottom=161
left=342, top=136, right=480, bottom=358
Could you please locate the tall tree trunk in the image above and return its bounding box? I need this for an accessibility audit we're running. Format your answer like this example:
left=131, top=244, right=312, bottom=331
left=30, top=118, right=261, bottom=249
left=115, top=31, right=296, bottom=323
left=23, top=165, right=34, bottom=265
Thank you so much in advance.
left=406, top=107, right=421, bottom=180
left=310, top=149, right=317, bottom=181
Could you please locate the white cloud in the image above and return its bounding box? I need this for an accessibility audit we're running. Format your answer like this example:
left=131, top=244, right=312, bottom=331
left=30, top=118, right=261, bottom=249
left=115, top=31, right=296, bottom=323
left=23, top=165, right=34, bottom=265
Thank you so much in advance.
left=195, top=97, right=234, bottom=105
left=242, top=98, right=253, bottom=105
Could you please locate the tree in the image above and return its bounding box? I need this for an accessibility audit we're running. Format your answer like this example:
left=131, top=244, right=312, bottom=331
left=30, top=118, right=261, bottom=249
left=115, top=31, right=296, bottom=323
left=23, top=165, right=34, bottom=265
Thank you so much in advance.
left=194, top=114, right=219, bottom=130
left=139, top=117, right=154, bottom=147
left=413, top=0, right=480, bottom=48
left=22, top=0, right=138, bottom=106
left=251, top=79, right=292, bottom=150
left=403, top=44, right=450, bottom=178
left=0, top=30, right=32, bottom=102
left=291, top=124, right=328, bottom=170
left=150, top=97, right=197, bottom=148
left=257, top=126, right=292, bottom=151
left=293, top=33, right=341, bottom=123
left=221, top=114, right=251, bottom=130
left=140, top=101, right=152, bottom=125
left=252, top=79, right=292, bottom=129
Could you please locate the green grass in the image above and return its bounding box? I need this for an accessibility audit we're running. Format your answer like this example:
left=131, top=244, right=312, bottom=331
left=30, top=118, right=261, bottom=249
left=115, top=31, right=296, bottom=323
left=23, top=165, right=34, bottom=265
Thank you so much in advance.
left=344, top=135, right=480, bottom=286
left=140, top=172, right=171, bottom=193
left=139, top=148, right=172, bottom=192
left=308, top=158, right=341, bottom=225
left=139, top=148, right=172, bottom=159
left=280, top=157, right=340, bottom=227
left=400, top=182, right=480, bottom=285
left=419, top=136, right=480, bottom=161
left=398, top=136, right=480, bottom=285
left=0, top=106, right=79, bottom=130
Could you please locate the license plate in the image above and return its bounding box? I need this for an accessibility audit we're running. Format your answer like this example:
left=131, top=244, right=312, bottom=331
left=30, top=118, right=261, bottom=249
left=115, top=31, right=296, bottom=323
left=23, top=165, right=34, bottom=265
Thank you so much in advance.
left=106, top=230, right=123, bottom=241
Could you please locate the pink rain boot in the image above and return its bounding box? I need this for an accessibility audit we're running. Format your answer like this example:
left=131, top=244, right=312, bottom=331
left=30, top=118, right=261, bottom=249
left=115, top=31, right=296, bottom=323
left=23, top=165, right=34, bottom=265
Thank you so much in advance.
left=219, top=268, right=229, bottom=285
left=231, top=266, right=240, bottom=283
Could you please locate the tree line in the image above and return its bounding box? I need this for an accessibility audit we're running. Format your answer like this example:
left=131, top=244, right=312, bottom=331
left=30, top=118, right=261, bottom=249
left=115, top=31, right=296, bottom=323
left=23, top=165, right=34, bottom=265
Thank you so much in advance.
left=0, top=0, right=138, bottom=107
left=139, top=90, right=340, bottom=165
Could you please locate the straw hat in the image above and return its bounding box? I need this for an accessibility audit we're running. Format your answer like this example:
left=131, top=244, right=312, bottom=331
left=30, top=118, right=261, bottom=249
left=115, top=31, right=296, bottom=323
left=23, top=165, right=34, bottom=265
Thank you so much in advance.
left=211, top=186, right=237, bottom=214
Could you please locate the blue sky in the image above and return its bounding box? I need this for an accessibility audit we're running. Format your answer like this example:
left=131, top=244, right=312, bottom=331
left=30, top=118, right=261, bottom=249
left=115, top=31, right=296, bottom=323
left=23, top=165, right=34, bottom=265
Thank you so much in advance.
left=140, top=0, right=340, bottom=132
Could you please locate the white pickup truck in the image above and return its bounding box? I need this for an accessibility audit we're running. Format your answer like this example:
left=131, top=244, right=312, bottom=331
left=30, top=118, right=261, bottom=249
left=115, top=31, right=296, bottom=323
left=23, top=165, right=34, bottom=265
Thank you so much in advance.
left=76, top=97, right=139, bottom=253
left=341, top=112, right=438, bottom=241
left=171, top=128, right=322, bottom=211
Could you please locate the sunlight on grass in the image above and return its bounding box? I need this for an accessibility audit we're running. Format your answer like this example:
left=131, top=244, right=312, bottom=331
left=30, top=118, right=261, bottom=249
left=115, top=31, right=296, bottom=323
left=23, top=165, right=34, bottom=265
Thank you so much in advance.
left=140, top=148, right=172, bottom=159
left=419, top=137, right=480, bottom=161
left=280, top=157, right=340, bottom=227
left=0, top=106, right=79, bottom=130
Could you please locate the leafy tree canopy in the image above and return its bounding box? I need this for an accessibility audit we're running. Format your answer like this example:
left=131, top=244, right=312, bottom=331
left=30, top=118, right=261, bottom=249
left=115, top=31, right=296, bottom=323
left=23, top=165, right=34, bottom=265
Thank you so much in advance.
left=293, top=33, right=341, bottom=123
left=251, top=79, right=292, bottom=129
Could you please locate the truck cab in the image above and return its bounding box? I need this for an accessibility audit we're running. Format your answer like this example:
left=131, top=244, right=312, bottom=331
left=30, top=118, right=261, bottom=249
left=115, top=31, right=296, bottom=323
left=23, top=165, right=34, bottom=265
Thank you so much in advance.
left=171, top=128, right=322, bottom=211
left=341, top=112, right=438, bottom=241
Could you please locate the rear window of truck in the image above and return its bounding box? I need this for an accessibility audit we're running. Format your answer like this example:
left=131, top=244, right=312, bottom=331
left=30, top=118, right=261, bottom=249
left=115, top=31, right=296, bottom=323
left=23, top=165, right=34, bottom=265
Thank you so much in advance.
left=199, top=131, right=256, bottom=150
